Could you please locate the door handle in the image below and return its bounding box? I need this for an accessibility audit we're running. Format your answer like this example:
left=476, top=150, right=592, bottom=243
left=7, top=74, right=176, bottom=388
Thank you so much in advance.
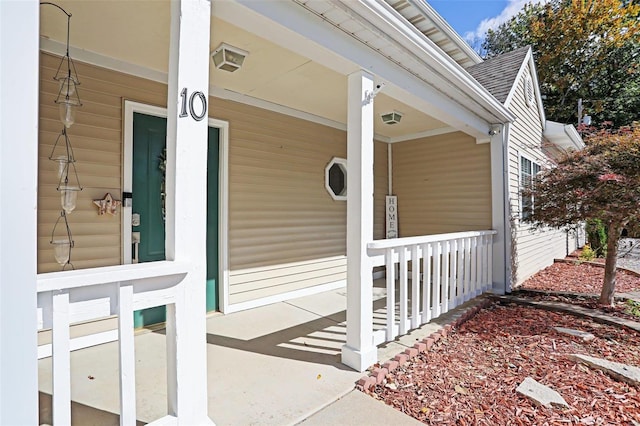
left=131, top=231, right=141, bottom=264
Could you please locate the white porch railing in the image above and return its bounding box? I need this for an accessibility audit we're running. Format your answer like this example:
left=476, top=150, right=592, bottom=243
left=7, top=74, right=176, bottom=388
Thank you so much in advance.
left=367, top=230, right=496, bottom=345
left=37, top=261, right=191, bottom=426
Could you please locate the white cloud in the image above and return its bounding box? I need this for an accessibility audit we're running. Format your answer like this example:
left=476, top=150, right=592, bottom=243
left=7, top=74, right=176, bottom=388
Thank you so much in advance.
left=464, top=0, right=548, bottom=45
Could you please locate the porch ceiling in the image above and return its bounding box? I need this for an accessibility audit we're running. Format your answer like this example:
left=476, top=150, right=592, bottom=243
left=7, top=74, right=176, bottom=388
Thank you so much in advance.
left=39, top=0, right=447, bottom=140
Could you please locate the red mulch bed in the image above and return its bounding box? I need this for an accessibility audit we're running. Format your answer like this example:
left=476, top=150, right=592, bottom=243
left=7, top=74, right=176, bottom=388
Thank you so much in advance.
left=368, top=304, right=640, bottom=425
left=518, top=262, right=640, bottom=295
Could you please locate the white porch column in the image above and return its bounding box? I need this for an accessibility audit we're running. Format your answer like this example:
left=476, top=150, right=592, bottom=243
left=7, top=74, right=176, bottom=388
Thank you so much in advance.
left=490, top=124, right=511, bottom=294
left=0, top=1, right=39, bottom=424
left=165, top=0, right=214, bottom=424
left=341, top=70, right=377, bottom=372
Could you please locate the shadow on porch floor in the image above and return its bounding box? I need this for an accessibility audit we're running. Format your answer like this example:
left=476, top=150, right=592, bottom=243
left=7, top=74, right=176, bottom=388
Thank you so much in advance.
left=38, top=283, right=478, bottom=425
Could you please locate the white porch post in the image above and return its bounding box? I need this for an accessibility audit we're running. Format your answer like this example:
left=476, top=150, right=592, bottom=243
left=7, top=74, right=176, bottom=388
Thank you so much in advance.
left=0, top=1, right=39, bottom=424
left=490, top=124, right=511, bottom=294
left=165, top=0, right=214, bottom=424
left=341, top=70, right=377, bottom=372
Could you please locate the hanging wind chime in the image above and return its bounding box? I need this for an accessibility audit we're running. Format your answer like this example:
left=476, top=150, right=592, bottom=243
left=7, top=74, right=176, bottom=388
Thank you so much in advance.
left=42, top=2, right=83, bottom=270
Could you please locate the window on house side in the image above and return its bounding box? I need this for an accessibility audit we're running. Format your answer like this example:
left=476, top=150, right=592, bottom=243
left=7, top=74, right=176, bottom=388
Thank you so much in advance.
left=520, top=156, right=540, bottom=220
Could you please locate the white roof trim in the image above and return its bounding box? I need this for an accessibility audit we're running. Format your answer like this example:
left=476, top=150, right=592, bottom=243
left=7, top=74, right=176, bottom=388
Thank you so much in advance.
left=544, top=120, right=584, bottom=151
left=388, top=126, right=457, bottom=143
left=345, top=0, right=515, bottom=123
left=41, top=37, right=168, bottom=83
left=403, top=0, right=483, bottom=65
left=503, top=47, right=546, bottom=126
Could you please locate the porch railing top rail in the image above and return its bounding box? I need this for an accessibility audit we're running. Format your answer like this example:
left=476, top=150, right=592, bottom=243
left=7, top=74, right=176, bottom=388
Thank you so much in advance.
left=367, top=230, right=497, bottom=252
left=36, top=260, right=190, bottom=292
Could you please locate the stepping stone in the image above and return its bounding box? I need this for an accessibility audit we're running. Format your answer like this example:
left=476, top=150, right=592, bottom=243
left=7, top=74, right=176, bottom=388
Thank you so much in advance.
left=553, top=327, right=595, bottom=341
left=516, top=377, right=569, bottom=408
left=570, top=354, right=640, bottom=387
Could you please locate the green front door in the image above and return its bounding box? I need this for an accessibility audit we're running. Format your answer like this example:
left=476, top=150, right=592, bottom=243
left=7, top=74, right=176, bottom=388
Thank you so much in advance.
left=132, top=113, right=219, bottom=328
left=206, top=126, right=219, bottom=312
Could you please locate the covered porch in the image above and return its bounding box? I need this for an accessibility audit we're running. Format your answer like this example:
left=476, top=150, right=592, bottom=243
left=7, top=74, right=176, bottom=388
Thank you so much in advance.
left=37, top=281, right=485, bottom=425
left=2, top=0, right=512, bottom=424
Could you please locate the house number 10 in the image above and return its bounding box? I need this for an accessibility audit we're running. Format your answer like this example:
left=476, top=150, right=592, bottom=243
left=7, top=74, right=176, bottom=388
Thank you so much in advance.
left=179, top=88, right=207, bottom=121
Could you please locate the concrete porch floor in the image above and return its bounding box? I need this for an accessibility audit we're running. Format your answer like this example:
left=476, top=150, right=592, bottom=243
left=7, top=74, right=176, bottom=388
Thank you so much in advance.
left=38, top=284, right=478, bottom=425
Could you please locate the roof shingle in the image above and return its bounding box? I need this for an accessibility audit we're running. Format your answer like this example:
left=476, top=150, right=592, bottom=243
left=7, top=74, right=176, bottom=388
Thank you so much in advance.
left=467, top=46, right=530, bottom=104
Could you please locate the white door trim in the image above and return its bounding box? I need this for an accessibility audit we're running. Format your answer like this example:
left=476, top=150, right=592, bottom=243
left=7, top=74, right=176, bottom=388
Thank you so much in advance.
left=123, top=100, right=230, bottom=312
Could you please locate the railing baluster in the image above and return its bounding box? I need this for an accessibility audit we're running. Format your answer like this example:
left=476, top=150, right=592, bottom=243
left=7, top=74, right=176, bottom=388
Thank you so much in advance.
left=456, top=238, right=464, bottom=306
left=449, top=239, right=457, bottom=309
left=464, top=238, right=471, bottom=302
left=470, top=237, right=478, bottom=296
left=433, top=242, right=441, bottom=318
left=441, top=240, right=450, bottom=314
left=487, top=234, right=494, bottom=291
left=52, top=290, right=71, bottom=426
left=481, top=235, right=488, bottom=290
left=118, top=283, right=136, bottom=425
left=385, top=248, right=395, bottom=341
left=421, top=243, right=431, bottom=323
left=399, top=246, right=408, bottom=335
left=410, top=244, right=420, bottom=329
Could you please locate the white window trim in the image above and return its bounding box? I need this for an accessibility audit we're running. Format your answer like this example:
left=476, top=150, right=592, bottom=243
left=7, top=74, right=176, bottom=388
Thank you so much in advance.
left=518, top=153, right=541, bottom=220
left=325, top=157, right=347, bottom=201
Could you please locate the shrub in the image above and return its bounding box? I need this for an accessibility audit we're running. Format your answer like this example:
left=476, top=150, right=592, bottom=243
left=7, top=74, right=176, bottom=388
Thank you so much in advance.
left=579, top=244, right=596, bottom=261
left=586, top=219, right=607, bottom=257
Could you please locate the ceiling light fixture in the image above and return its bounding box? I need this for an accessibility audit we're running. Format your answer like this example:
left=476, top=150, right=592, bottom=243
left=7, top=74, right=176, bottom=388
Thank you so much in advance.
left=211, top=42, right=248, bottom=72
left=381, top=111, right=403, bottom=125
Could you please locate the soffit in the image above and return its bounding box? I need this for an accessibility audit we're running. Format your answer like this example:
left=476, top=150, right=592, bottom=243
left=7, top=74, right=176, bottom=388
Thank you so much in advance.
left=39, top=0, right=446, bottom=138
left=385, top=0, right=482, bottom=69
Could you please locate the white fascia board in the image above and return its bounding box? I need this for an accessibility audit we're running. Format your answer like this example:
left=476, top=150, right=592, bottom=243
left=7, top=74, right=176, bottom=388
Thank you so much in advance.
left=404, top=0, right=483, bottom=65
left=210, top=87, right=394, bottom=141
left=227, top=0, right=505, bottom=139
left=388, top=126, right=457, bottom=143
left=504, top=47, right=546, bottom=126
left=544, top=120, right=584, bottom=151
left=40, top=37, right=168, bottom=84
left=350, top=0, right=514, bottom=123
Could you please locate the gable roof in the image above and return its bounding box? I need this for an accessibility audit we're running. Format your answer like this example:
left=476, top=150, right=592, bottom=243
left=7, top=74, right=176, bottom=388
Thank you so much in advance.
left=466, top=46, right=530, bottom=104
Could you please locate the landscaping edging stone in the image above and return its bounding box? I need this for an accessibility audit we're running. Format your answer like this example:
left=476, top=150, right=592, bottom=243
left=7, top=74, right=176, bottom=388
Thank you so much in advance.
left=356, top=298, right=492, bottom=392
left=491, top=295, right=640, bottom=333
left=512, top=288, right=633, bottom=302
left=553, top=258, right=640, bottom=277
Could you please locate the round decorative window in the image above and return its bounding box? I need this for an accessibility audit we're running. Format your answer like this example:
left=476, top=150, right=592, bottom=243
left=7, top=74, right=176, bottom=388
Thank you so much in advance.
left=325, top=157, right=347, bottom=201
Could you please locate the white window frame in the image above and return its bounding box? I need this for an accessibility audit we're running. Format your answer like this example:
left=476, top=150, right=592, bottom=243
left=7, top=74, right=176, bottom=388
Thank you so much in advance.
left=325, top=157, right=347, bottom=201
left=519, top=153, right=541, bottom=220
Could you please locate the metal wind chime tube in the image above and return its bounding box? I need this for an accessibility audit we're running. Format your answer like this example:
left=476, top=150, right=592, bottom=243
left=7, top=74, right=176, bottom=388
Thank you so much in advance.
left=42, top=2, right=82, bottom=270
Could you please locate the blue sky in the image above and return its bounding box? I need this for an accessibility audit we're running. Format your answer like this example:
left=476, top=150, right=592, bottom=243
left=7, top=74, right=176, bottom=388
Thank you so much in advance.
left=429, top=0, right=546, bottom=48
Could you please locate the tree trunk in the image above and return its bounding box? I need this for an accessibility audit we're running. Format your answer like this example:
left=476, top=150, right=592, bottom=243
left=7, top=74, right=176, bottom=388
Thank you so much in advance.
left=599, top=223, right=622, bottom=306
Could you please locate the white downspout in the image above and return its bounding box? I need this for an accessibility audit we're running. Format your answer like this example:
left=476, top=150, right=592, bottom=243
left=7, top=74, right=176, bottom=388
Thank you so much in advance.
left=490, top=122, right=512, bottom=295
left=388, top=142, right=393, bottom=195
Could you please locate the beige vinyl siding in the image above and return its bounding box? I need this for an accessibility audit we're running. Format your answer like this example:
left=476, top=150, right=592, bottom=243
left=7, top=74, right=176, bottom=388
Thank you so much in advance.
left=507, top=65, right=568, bottom=284
left=212, top=99, right=388, bottom=304
left=392, top=132, right=492, bottom=237
left=38, top=52, right=166, bottom=273
left=213, top=100, right=348, bottom=304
